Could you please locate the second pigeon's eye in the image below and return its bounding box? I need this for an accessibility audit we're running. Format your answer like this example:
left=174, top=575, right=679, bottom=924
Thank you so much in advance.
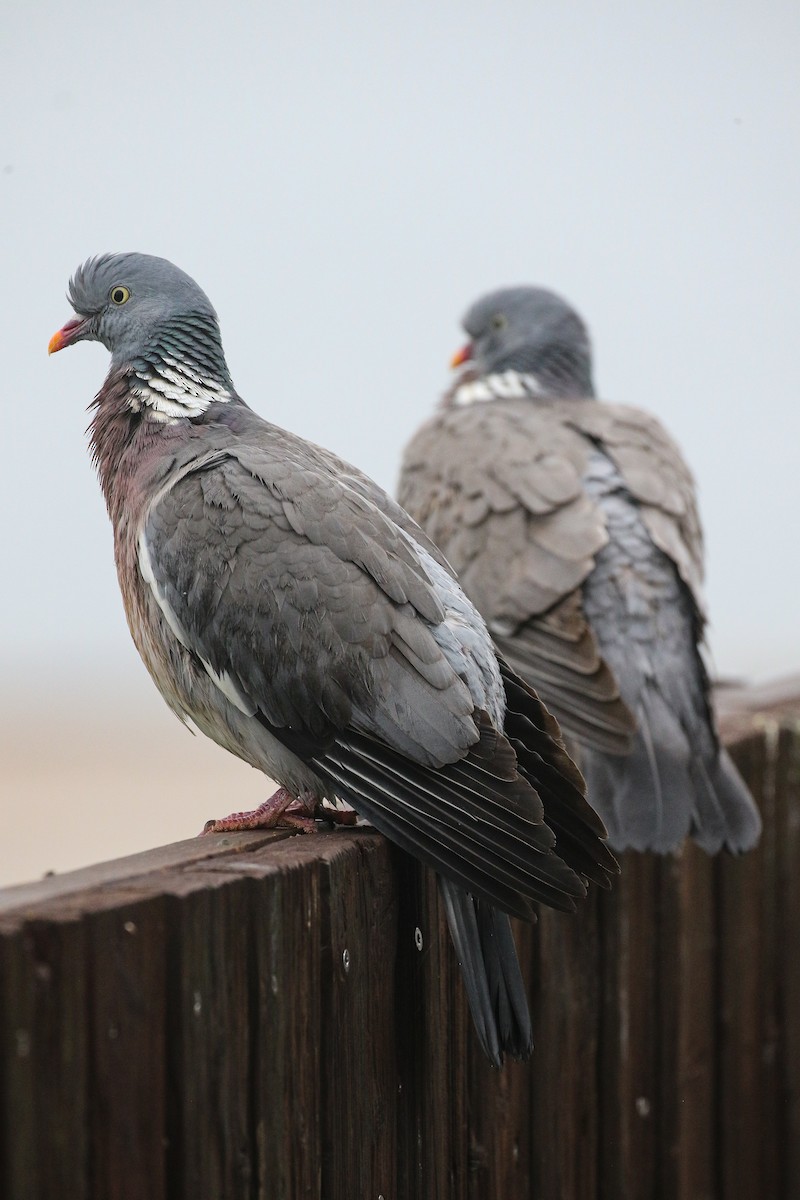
left=491, top=313, right=507, bottom=331
left=110, top=285, right=130, bottom=305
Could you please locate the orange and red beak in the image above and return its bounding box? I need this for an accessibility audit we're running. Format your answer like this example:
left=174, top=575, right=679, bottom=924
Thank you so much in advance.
left=48, top=316, right=90, bottom=355
left=450, top=342, right=473, bottom=370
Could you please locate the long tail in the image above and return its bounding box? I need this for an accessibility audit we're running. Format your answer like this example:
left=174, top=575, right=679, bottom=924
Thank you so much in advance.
left=438, top=875, right=532, bottom=1067
left=689, top=747, right=762, bottom=854
left=580, top=682, right=762, bottom=855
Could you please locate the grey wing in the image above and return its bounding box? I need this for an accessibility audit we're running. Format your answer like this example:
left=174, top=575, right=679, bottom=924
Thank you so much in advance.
left=567, top=402, right=760, bottom=854
left=568, top=401, right=705, bottom=609
left=399, top=402, right=636, bottom=753
left=140, top=447, right=587, bottom=914
left=313, top=439, right=456, bottom=573
left=141, top=448, right=483, bottom=763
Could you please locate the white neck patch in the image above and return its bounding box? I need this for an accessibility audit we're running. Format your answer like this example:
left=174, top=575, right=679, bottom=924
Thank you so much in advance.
left=451, top=370, right=544, bottom=407
left=128, top=358, right=233, bottom=423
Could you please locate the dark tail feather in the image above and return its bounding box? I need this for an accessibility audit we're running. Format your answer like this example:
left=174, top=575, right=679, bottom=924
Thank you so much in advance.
left=497, top=658, right=619, bottom=887
left=439, top=875, right=533, bottom=1067
left=690, top=748, right=762, bottom=854
left=580, top=683, right=696, bottom=854
left=580, top=682, right=763, bottom=856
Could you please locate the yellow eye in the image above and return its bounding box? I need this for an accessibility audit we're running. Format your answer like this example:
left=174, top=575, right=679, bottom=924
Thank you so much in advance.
left=110, top=285, right=130, bottom=305
left=491, top=313, right=507, bottom=331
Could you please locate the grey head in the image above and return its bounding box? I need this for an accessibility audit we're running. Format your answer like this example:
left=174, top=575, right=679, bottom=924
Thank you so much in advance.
left=50, top=252, right=232, bottom=389
left=456, top=286, right=595, bottom=397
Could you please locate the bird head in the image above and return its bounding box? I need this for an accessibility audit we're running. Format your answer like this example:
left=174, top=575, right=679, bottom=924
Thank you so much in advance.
left=450, top=286, right=595, bottom=398
left=48, top=252, right=220, bottom=366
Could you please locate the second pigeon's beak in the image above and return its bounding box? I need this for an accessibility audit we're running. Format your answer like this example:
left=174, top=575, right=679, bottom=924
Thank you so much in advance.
left=48, top=316, right=91, bottom=355
left=450, top=343, right=473, bottom=370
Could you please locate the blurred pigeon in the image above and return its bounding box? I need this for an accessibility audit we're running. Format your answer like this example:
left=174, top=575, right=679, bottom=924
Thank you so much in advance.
left=49, top=254, right=616, bottom=1066
left=398, top=286, right=761, bottom=855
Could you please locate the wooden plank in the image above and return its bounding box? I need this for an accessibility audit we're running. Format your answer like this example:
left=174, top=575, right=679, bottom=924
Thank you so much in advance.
left=754, top=728, right=784, bottom=1200
left=394, top=852, right=469, bottom=1200
left=83, top=893, right=169, bottom=1200
left=597, top=853, right=660, bottom=1199
left=317, top=832, right=398, bottom=1200
left=466, top=916, right=534, bottom=1200
left=0, top=830, right=291, bottom=917
left=194, top=829, right=397, bottom=1200
left=528, top=898, right=600, bottom=1200
left=157, top=868, right=257, bottom=1200
left=776, top=728, right=800, bottom=1200
left=658, top=845, right=718, bottom=1200
left=717, top=733, right=771, bottom=1199
left=91, top=845, right=323, bottom=1200
left=0, top=915, right=89, bottom=1199
left=243, top=843, right=323, bottom=1200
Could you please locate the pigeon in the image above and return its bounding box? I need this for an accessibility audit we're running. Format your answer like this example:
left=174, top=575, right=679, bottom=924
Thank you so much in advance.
left=398, top=286, right=761, bottom=856
left=49, top=254, right=616, bottom=1066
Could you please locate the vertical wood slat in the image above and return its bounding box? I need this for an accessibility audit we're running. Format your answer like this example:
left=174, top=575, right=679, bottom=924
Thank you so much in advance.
left=718, top=734, right=773, bottom=1200
left=467, top=917, right=534, bottom=1200
left=85, top=895, right=169, bottom=1200
left=163, top=831, right=401, bottom=1200
left=776, top=727, right=800, bottom=1200
left=316, top=832, right=398, bottom=1200
left=658, top=845, right=717, bottom=1200
left=597, top=854, right=660, bottom=1200
left=717, top=726, right=800, bottom=1200
left=394, top=852, right=470, bottom=1200
left=0, top=718, right=798, bottom=1200
left=530, top=899, right=601, bottom=1200
left=160, top=869, right=259, bottom=1200
left=246, top=848, right=322, bottom=1200
left=0, top=916, right=89, bottom=1200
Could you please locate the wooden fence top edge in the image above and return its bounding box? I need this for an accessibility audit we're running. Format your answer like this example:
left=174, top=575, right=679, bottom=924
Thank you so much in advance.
left=3, top=677, right=798, bottom=917
left=0, top=827, right=293, bottom=918
left=714, top=671, right=800, bottom=743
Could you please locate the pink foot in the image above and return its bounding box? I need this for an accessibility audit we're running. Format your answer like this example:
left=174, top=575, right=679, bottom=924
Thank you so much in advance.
left=201, top=787, right=316, bottom=836
left=200, top=789, right=358, bottom=836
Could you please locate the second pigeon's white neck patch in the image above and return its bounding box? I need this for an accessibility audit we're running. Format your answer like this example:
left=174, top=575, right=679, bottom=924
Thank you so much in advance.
left=129, top=358, right=233, bottom=423
left=451, top=370, right=544, bottom=407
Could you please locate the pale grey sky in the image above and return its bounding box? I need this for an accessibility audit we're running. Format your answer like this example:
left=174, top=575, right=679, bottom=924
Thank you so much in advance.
left=2, top=0, right=798, bottom=715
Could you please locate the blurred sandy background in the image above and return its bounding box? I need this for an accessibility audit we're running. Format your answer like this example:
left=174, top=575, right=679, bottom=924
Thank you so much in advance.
left=2, top=1, right=797, bottom=887
left=1, top=670, right=272, bottom=887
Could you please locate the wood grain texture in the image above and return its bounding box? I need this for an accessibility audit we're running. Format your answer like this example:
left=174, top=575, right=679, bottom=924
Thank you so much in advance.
left=0, top=694, right=798, bottom=1200
left=160, top=867, right=257, bottom=1199
left=658, top=844, right=718, bottom=1200
left=86, top=895, right=169, bottom=1200
left=597, top=853, right=660, bottom=1199
left=718, top=733, right=772, bottom=1200
left=467, top=917, right=534, bottom=1200
left=776, top=727, right=800, bottom=1200
left=0, top=915, right=88, bottom=1200
left=394, top=852, right=470, bottom=1200
left=530, top=899, right=601, bottom=1200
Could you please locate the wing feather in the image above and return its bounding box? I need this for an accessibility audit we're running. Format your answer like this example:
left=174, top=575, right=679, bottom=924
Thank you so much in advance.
left=399, top=400, right=635, bottom=751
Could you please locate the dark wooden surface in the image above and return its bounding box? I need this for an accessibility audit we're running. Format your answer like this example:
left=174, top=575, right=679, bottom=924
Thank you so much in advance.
left=1, top=700, right=799, bottom=1199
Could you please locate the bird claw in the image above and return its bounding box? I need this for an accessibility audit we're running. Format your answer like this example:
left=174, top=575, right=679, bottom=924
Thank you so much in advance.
left=200, top=788, right=357, bottom=836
